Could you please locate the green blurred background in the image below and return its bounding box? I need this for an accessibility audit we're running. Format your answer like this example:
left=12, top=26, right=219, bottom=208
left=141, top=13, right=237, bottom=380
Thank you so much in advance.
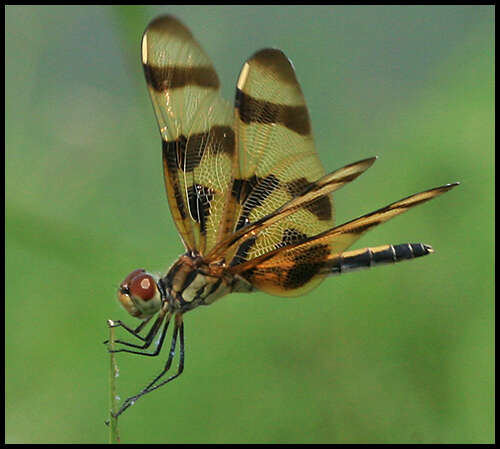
left=5, top=5, right=494, bottom=444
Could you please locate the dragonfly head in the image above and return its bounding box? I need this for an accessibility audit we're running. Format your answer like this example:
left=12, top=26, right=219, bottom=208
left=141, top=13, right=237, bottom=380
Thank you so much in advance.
left=117, top=269, right=163, bottom=320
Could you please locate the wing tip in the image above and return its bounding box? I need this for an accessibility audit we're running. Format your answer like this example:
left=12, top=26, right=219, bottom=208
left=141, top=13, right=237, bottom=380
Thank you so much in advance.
left=143, top=14, right=193, bottom=41
left=246, top=48, right=298, bottom=86
left=436, top=181, right=460, bottom=194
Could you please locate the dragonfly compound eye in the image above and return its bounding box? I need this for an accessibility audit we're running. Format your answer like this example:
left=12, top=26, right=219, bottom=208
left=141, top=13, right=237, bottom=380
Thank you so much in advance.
left=117, top=270, right=162, bottom=319
left=129, top=273, right=157, bottom=301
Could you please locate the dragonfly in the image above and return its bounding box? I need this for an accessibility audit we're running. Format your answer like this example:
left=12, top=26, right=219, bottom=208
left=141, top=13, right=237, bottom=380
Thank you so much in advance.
left=108, top=15, right=459, bottom=418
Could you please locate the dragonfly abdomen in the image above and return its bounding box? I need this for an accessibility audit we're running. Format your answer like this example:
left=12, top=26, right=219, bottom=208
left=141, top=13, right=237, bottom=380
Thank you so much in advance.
left=329, top=243, right=433, bottom=275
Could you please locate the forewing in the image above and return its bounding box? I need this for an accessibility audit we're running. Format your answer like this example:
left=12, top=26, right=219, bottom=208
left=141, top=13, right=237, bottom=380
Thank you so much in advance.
left=232, top=183, right=458, bottom=296
left=218, top=49, right=335, bottom=264
left=142, top=16, right=235, bottom=253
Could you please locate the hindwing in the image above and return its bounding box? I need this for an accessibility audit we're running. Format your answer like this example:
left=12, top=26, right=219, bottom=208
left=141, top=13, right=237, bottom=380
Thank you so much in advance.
left=231, top=184, right=457, bottom=296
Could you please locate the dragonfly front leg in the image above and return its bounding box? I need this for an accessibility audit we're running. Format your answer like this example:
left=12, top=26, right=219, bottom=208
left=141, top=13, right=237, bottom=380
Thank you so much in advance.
left=113, top=314, right=184, bottom=418
left=104, top=316, right=152, bottom=345
left=109, top=311, right=172, bottom=356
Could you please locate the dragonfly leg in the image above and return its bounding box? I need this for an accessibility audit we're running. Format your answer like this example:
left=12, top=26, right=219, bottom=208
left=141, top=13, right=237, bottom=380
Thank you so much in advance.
left=104, top=317, right=151, bottom=344
left=110, top=311, right=172, bottom=357
left=113, top=314, right=184, bottom=418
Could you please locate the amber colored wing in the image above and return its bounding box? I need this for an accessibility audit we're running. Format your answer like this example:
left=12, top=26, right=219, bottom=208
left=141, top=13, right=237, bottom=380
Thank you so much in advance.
left=231, top=183, right=459, bottom=296
left=207, top=156, right=377, bottom=264
left=215, top=49, right=335, bottom=265
left=142, top=16, right=235, bottom=253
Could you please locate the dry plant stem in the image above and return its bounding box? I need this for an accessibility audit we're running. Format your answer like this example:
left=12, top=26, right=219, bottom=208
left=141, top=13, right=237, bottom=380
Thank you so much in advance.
left=108, top=320, right=121, bottom=443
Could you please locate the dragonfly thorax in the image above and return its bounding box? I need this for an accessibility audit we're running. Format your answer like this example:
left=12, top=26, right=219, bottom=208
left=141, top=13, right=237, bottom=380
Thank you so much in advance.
left=161, top=253, right=251, bottom=313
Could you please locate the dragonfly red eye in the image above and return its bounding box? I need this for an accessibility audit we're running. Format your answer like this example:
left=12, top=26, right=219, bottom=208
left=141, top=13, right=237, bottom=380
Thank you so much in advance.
left=129, top=273, right=157, bottom=301
left=117, top=269, right=161, bottom=319
left=121, top=268, right=146, bottom=287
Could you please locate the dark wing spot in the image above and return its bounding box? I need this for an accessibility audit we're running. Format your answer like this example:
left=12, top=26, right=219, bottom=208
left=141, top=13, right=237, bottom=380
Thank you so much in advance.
left=235, top=89, right=310, bottom=136
left=250, top=49, right=298, bottom=86
left=230, top=235, right=257, bottom=267
left=166, top=126, right=234, bottom=173
left=162, top=140, right=187, bottom=220
left=285, top=178, right=332, bottom=221
left=285, top=177, right=314, bottom=196
left=143, top=64, right=219, bottom=91
left=235, top=174, right=280, bottom=231
left=145, top=15, right=194, bottom=41
left=187, top=184, right=215, bottom=234
left=231, top=175, right=259, bottom=205
left=303, top=195, right=332, bottom=221
left=283, top=243, right=329, bottom=289
left=209, top=125, right=235, bottom=157
left=281, top=228, right=309, bottom=247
